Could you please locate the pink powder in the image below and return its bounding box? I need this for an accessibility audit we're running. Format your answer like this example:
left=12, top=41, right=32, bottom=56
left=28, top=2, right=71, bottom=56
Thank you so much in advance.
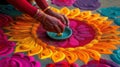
left=0, top=53, right=41, bottom=67
left=37, top=19, right=96, bottom=48
left=51, top=0, right=76, bottom=7
left=0, top=29, right=15, bottom=57
left=0, top=14, right=13, bottom=28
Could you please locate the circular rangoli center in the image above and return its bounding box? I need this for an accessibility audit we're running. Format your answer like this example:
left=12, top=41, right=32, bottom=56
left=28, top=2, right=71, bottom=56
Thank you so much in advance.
left=37, top=19, right=96, bottom=48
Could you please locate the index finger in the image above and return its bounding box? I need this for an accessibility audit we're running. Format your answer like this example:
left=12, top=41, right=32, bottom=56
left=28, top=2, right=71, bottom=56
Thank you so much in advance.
left=62, top=15, right=69, bottom=26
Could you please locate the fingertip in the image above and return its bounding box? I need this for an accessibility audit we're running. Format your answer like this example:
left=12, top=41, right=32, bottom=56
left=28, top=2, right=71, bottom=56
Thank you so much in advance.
left=54, top=24, right=61, bottom=33
left=59, top=23, right=65, bottom=33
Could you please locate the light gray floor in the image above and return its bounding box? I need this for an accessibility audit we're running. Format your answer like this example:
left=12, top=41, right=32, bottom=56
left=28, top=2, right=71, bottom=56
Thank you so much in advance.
left=36, top=0, right=120, bottom=67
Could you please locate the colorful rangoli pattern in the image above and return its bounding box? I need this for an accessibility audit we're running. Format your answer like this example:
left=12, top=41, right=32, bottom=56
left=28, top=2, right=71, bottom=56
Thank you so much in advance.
left=97, top=7, right=120, bottom=26
left=46, top=61, right=79, bottom=67
left=110, top=48, right=120, bottom=64
left=81, top=59, right=119, bottom=67
left=0, top=26, right=15, bottom=57
left=73, top=0, right=101, bottom=10
left=0, top=14, right=13, bottom=28
left=51, top=0, right=76, bottom=7
left=0, top=53, right=41, bottom=67
left=5, top=7, right=120, bottom=64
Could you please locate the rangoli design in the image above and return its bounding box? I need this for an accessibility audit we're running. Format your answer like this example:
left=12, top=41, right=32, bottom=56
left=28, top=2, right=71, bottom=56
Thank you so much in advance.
left=97, top=6, right=120, bottom=26
left=0, top=29, right=15, bottom=57
left=46, top=61, right=79, bottom=67
left=73, top=0, right=101, bottom=10
left=51, top=0, right=76, bottom=7
left=0, top=53, right=41, bottom=67
left=5, top=7, right=120, bottom=64
left=0, top=14, right=13, bottom=28
left=81, top=59, right=119, bottom=67
left=110, top=48, right=120, bottom=64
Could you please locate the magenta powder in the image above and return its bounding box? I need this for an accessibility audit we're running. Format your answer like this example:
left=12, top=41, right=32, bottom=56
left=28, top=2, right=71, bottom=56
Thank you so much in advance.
left=46, top=61, right=79, bottom=67
left=51, top=0, right=76, bottom=7
left=0, top=29, right=15, bottom=57
left=0, top=53, right=41, bottom=67
left=37, top=19, right=96, bottom=48
left=81, top=59, right=119, bottom=67
left=0, top=14, right=13, bottom=28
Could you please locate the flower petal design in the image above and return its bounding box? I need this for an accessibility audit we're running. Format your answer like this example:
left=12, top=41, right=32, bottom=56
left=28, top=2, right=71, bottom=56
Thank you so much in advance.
left=73, top=0, right=101, bottom=10
left=97, top=7, right=120, bottom=26
left=0, top=29, right=15, bottom=57
left=51, top=0, right=76, bottom=7
left=15, top=37, right=37, bottom=53
left=68, top=8, right=80, bottom=18
left=46, top=61, right=79, bottom=67
left=5, top=7, right=120, bottom=64
left=39, top=48, right=53, bottom=59
left=0, top=53, right=41, bottom=67
left=81, top=59, right=119, bottom=67
left=64, top=51, right=78, bottom=63
left=90, top=47, right=113, bottom=54
left=75, top=50, right=90, bottom=64
left=51, top=51, right=65, bottom=63
left=50, top=7, right=60, bottom=13
left=28, top=45, right=43, bottom=56
left=60, top=7, right=70, bottom=15
left=83, top=49, right=101, bottom=60
left=110, top=48, right=120, bottom=64
left=97, top=7, right=120, bottom=19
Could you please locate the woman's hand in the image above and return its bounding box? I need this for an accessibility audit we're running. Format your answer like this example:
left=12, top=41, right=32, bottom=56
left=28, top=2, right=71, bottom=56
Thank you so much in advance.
left=45, top=9, right=69, bottom=26
left=35, top=11, right=65, bottom=33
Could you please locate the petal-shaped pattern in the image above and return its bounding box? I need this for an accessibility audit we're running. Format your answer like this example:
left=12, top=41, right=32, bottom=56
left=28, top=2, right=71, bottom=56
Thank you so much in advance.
left=90, top=47, right=113, bottom=54
left=73, top=0, right=101, bottom=10
left=82, top=49, right=101, bottom=60
left=0, top=29, right=15, bottom=57
left=28, top=45, right=43, bottom=56
left=0, top=53, right=41, bottom=67
left=39, top=48, right=53, bottom=59
left=68, top=8, right=80, bottom=18
left=81, top=59, right=119, bottom=67
left=15, top=38, right=36, bottom=53
left=75, top=50, right=90, bottom=64
left=51, top=51, right=65, bottom=63
left=64, top=51, right=78, bottom=63
left=51, top=0, right=76, bottom=7
left=4, top=7, right=120, bottom=64
left=110, top=48, right=120, bottom=64
left=60, top=7, right=70, bottom=15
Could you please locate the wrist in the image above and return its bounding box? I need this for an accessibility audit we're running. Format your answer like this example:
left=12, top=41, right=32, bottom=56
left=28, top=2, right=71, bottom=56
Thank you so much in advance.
left=33, top=9, right=45, bottom=22
left=34, top=9, right=46, bottom=23
left=34, top=9, right=44, bottom=19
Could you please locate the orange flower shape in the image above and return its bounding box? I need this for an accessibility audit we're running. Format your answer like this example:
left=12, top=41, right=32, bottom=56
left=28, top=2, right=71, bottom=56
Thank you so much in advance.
left=5, top=7, right=120, bottom=64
